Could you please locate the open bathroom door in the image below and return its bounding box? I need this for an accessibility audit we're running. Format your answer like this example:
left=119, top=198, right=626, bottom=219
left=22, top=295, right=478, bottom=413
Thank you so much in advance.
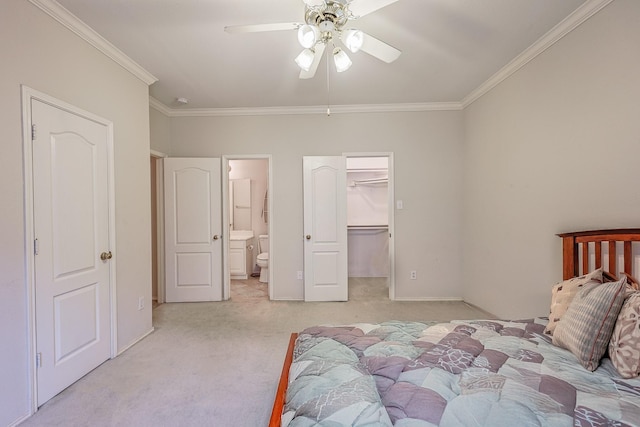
left=164, top=157, right=223, bottom=302
left=303, top=156, right=348, bottom=301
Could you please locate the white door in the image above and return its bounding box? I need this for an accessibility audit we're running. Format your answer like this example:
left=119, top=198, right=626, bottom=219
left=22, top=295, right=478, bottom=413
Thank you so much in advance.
left=303, top=156, right=348, bottom=301
left=32, top=99, right=112, bottom=406
left=164, top=158, right=223, bottom=302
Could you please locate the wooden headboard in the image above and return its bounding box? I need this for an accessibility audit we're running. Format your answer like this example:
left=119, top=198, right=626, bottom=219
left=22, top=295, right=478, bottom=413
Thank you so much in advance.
left=557, top=229, right=640, bottom=280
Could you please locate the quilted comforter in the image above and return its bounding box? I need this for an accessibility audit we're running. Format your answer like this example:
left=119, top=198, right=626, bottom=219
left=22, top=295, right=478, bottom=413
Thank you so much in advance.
left=282, top=319, right=640, bottom=426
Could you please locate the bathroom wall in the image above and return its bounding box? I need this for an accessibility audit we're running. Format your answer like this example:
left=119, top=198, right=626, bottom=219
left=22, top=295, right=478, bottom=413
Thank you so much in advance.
left=229, top=159, right=268, bottom=237
left=230, top=178, right=251, bottom=230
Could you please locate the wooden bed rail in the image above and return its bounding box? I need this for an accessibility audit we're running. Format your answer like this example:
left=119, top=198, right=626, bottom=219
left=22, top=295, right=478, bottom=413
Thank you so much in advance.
left=557, top=229, right=640, bottom=280
left=269, top=333, right=298, bottom=427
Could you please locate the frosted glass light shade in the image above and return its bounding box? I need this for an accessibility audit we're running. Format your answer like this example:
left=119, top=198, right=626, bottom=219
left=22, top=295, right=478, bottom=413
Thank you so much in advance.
left=333, top=48, right=352, bottom=72
left=295, top=49, right=315, bottom=71
left=303, top=0, right=325, bottom=6
left=298, top=25, right=319, bottom=48
left=342, top=29, right=364, bottom=53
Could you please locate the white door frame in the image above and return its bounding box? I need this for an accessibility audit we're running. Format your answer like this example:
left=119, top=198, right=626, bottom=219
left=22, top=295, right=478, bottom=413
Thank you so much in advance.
left=222, top=155, right=273, bottom=300
left=21, top=86, right=117, bottom=413
left=150, top=150, right=167, bottom=304
left=343, top=152, right=396, bottom=300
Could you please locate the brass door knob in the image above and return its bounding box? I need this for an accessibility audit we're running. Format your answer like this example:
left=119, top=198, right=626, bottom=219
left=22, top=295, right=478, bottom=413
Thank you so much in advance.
left=100, top=251, right=112, bottom=261
left=306, top=235, right=311, bottom=240
left=213, top=235, right=220, bottom=240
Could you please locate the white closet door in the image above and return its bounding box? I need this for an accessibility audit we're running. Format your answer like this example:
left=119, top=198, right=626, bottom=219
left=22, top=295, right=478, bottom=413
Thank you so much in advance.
left=164, top=158, right=223, bottom=302
left=303, top=156, right=348, bottom=301
left=32, top=99, right=112, bottom=406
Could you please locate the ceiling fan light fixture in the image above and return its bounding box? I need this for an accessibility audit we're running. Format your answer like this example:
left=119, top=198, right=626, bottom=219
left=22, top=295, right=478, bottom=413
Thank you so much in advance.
left=342, top=29, right=364, bottom=53
left=333, top=47, right=352, bottom=72
left=295, top=48, right=315, bottom=71
left=226, top=0, right=402, bottom=80
left=298, top=24, right=319, bottom=48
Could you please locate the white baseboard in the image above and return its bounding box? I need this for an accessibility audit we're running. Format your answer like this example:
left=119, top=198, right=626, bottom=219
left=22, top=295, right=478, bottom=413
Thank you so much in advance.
left=8, top=413, right=32, bottom=427
left=117, top=327, right=155, bottom=356
left=393, top=297, right=464, bottom=302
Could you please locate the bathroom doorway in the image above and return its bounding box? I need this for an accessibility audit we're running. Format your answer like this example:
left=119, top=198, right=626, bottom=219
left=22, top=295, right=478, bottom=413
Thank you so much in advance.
left=344, top=153, right=395, bottom=300
left=222, top=155, right=272, bottom=301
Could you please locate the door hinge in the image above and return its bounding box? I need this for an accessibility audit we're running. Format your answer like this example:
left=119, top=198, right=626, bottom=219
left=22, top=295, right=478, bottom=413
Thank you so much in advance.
left=31, top=124, right=37, bottom=140
left=34, top=238, right=39, bottom=255
left=36, top=352, right=42, bottom=368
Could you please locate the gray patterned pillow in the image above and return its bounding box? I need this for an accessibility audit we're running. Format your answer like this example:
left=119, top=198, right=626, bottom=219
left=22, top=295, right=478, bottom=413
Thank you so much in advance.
left=545, top=268, right=603, bottom=336
left=552, top=276, right=627, bottom=371
left=608, top=292, right=640, bottom=378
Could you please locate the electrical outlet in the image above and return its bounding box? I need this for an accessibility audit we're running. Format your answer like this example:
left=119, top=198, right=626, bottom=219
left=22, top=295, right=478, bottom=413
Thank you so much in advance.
left=410, top=270, right=417, bottom=280
left=138, top=296, right=144, bottom=310
left=297, top=271, right=303, bottom=280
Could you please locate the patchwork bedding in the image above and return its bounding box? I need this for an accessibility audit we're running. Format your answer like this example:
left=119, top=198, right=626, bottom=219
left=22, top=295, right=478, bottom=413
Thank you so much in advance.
left=282, top=319, right=640, bottom=426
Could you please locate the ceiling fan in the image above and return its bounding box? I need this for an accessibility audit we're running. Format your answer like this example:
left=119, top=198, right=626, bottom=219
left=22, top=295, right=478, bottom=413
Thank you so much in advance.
left=224, top=0, right=402, bottom=79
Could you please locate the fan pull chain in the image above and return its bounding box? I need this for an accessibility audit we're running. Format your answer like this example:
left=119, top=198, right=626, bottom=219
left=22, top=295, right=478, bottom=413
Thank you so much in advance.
left=326, top=48, right=331, bottom=117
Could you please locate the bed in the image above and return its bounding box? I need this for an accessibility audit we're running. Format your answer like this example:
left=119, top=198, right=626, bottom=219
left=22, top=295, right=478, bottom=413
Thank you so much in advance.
left=269, top=229, right=640, bottom=426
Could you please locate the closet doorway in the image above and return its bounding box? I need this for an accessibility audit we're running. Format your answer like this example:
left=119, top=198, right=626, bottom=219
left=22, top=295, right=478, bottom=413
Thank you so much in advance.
left=345, top=153, right=395, bottom=300
left=222, top=155, right=272, bottom=301
left=150, top=150, right=166, bottom=306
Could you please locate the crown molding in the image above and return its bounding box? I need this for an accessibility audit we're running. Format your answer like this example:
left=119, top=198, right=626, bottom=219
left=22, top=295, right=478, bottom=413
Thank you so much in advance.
left=149, top=97, right=174, bottom=116
left=461, top=0, right=614, bottom=108
left=29, top=0, right=158, bottom=85
left=148, top=100, right=463, bottom=117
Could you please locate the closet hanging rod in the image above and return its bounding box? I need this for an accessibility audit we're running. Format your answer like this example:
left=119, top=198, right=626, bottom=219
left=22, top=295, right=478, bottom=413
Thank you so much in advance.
left=348, top=225, right=388, bottom=230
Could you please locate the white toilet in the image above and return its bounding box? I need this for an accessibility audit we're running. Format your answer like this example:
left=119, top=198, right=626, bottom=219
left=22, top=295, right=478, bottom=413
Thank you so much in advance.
left=256, top=234, right=269, bottom=283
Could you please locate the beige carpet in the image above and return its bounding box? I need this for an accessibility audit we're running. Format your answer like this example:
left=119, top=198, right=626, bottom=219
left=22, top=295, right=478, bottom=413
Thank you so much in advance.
left=22, top=278, right=492, bottom=427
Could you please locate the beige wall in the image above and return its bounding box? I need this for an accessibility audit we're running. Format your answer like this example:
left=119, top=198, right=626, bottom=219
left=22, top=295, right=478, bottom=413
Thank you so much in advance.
left=463, top=0, right=640, bottom=319
left=0, top=1, right=152, bottom=424
left=168, top=112, right=465, bottom=300
left=150, top=106, right=172, bottom=155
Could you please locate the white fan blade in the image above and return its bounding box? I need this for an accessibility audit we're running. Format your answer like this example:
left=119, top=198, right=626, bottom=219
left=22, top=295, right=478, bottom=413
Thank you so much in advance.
left=348, top=0, right=399, bottom=18
left=299, top=43, right=326, bottom=79
left=360, top=32, right=401, bottom=63
left=302, top=0, right=325, bottom=6
left=224, top=22, right=301, bottom=34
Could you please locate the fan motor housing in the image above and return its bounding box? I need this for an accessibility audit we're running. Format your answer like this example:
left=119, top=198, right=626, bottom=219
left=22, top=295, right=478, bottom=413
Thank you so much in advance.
left=305, top=0, right=350, bottom=30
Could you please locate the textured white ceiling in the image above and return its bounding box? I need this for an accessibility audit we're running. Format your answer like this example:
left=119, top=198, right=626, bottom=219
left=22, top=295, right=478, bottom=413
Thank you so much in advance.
left=56, top=0, right=586, bottom=110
